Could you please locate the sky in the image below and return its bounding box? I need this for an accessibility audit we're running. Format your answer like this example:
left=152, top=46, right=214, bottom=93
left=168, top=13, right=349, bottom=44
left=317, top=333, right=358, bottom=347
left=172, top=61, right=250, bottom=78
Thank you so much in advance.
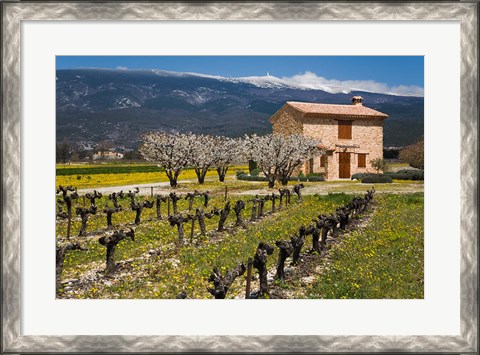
left=56, top=56, right=424, bottom=96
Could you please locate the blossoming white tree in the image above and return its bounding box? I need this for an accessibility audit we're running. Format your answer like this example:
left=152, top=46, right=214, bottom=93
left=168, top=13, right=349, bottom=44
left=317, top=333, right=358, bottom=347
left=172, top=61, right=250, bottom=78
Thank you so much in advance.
left=189, top=134, right=218, bottom=184
left=212, top=136, right=241, bottom=182
left=139, top=131, right=194, bottom=187
left=245, top=134, right=320, bottom=188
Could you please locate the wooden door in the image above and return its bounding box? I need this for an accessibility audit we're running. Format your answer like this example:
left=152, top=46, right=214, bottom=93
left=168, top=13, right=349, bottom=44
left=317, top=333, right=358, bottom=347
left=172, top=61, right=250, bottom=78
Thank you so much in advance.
left=308, top=158, right=314, bottom=174
left=339, top=152, right=351, bottom=178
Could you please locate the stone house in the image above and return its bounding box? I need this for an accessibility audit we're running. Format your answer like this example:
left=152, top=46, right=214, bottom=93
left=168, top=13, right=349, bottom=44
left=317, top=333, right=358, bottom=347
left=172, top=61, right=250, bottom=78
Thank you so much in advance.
left=270, top=96, right=388, bottom=179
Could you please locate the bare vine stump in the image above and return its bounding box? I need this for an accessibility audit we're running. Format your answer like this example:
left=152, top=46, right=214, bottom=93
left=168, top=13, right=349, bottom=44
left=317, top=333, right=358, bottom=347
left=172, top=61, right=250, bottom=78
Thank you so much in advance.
left=234, top=200, right=246, bottom=227
left=275, top=240, right=294, bottom=280
left=131, top=200, right=154, bottom=225
left=292, top=183, right=305, bottom=202
left=269, top=193, right=277, bottom=213
left=253, top=242, right=274, bottom=297
left=169, top=214, right=191, bottom=242
left=250, top=197, right=258, bottom=222
left=56, top=242, right=87, bottom=292
left=85, top=190, right=102, bottom=207
left=327, top=214, right=339, bottom=238
left=245, top=258, right=253, bottom=299
left=169, top=192, right=181, bottom=215
left=202, top=191, right=211, bottom=207
left=127, top=187, right=140, bottom=204
left=291, top=225, right=308, bottom=266
left=76, top=205, right=97, bottom=237
left=176, top=291, right=187, bottom=299
left=56, top=185, right=79, bottom=239
left=285, top=188, right=292, bottom=205
left=279, top=188, right=291, bottom=207
left=216, top=201, right=231, bottom=232
left=104, top=205, right=122, bottom=229
left=56, top=205, right=68, bottom=219
left=207, top=263, right=246, bottom=299
left=98, top=228, right=135, bottom=274
left=310, top=224, right=322, bottom=254
left=155, top=195, right=168, bottom=220
left=257, top=197, right=265, bottom=218
left=318, top=215, right=329, bottom=251
left=185, top=190, right=200, bottom=211
left=336, top=207, right=349, bottom=230
left=108, top=191, right=124, bottom=209
left=195, top=208, right=215, bottom=236
left=189, top=215, right=196, bottom=243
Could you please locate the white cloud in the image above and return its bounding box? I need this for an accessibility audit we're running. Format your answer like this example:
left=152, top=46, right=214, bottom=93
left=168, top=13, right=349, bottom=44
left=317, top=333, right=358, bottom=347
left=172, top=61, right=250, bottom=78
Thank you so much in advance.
left=116, top=66, right=128, bottom=70
left=280, top=71, right=424, bottom=97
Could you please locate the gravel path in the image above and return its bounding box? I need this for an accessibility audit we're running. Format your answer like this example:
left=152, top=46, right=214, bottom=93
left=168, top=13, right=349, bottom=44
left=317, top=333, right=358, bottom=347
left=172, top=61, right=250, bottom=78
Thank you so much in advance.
left=79, top=179, right=424, bottom=197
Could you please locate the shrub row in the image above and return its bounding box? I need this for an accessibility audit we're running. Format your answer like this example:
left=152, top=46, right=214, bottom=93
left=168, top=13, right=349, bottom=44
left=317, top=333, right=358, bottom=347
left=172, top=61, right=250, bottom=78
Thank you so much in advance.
left=352, top=169, right=424, bottom=182
left=236, top=171, right=325, bottom=183
left=361, top=175, right=393, bottom=184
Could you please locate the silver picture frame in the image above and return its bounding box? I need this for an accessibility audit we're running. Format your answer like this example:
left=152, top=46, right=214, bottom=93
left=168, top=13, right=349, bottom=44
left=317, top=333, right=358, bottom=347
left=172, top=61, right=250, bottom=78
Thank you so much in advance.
left=2, top=1, right=478, bottom=353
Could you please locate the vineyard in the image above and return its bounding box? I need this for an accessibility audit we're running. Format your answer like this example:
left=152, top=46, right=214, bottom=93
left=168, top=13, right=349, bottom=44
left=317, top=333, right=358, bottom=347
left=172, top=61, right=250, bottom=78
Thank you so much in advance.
left=56, top=180, right=424, bottom=299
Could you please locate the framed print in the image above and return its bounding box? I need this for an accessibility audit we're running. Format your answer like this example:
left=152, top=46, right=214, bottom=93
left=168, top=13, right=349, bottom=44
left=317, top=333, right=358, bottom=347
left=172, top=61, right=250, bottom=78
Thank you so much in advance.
left=2, top=1, right=478, bottom=353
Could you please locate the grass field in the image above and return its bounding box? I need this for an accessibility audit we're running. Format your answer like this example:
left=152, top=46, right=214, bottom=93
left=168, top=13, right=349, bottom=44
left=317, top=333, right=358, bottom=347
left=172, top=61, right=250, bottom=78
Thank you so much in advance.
left=307, top=193, right=424, bottom=298
left=58, top=191, right=423, bottom=299
left=56, top=163, right=247, bottom=189
left=56, top=161, right=424, bottom=299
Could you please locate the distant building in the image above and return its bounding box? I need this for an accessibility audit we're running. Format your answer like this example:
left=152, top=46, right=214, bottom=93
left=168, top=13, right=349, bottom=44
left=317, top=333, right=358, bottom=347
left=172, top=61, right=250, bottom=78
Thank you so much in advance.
left=93, top=151, right=124, bottom=160
left=270, top=96, right=388, bottom=179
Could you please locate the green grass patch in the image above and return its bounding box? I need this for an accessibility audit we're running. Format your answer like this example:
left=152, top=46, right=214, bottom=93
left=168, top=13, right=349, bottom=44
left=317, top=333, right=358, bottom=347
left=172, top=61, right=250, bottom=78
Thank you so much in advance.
left=307, top=193, right=424, bottom=299
left=57, top=165, right=164, bottom=176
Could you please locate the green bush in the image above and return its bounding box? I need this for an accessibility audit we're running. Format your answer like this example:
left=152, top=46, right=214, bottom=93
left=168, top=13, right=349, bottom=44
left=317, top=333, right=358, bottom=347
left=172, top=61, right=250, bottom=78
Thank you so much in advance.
left=237, top=174, right=268, bottom=182
left=361, top=175, right=393, bottom=184
left=289, top=175, right=325, bottom=182
left=385, top=169, right=424, bottom=180
left=236, top=170, right=247, bottom=177
left=351, top=173, right=371, bottom=180
left=250, top=168, right=261, bottom=177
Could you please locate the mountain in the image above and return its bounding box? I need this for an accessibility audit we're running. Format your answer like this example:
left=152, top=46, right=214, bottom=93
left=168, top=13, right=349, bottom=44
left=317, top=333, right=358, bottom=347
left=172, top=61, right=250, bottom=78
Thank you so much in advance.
left=56, top=68, right=424, bottom=148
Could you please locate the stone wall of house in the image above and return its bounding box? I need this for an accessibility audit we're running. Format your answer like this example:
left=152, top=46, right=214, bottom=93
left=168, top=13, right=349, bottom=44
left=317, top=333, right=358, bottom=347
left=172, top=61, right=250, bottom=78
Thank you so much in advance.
left=270, top=105, right=303, bottom=136
left=301, top=117, right=384, bottom=179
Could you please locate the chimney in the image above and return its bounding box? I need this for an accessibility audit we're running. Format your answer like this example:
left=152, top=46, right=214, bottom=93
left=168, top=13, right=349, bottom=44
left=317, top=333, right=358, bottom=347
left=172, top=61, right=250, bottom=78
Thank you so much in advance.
left=351, top=96, right=363, bottom=106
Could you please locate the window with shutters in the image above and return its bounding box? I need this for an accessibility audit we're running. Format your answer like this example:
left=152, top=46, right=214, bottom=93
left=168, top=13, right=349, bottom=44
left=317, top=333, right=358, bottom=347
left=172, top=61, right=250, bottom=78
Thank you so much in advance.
left=338, top=120, right=352, bottom=139
left=358, top=153, right=367, bottom=168
left=320, top=155, right=327, bottom=167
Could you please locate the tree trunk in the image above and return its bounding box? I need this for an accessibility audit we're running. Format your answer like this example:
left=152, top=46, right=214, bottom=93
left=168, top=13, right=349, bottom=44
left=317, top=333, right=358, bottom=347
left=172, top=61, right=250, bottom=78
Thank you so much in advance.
left=267, top=178, right=275, bottom=188
left=217, top=167, right=227, bottom=182
left=195, top=168, right=206, bottom=184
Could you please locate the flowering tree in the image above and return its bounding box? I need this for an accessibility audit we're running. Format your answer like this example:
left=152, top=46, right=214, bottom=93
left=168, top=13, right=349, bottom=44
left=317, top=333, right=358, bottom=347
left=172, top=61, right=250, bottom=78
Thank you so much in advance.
left=399, top=139, right=424, bottom=169
left=189, top=134, right=217, bottom=184
left=139, top=132, right=194, bottom=187
left=245, top=134, right=320, bottom=188
left=212, top=136, right=241, bottom=182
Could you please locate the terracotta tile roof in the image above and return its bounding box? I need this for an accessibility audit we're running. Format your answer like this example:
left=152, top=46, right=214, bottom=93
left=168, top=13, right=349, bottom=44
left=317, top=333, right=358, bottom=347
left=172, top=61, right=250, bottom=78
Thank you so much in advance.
left=286, top=101, right=388, bottom=119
